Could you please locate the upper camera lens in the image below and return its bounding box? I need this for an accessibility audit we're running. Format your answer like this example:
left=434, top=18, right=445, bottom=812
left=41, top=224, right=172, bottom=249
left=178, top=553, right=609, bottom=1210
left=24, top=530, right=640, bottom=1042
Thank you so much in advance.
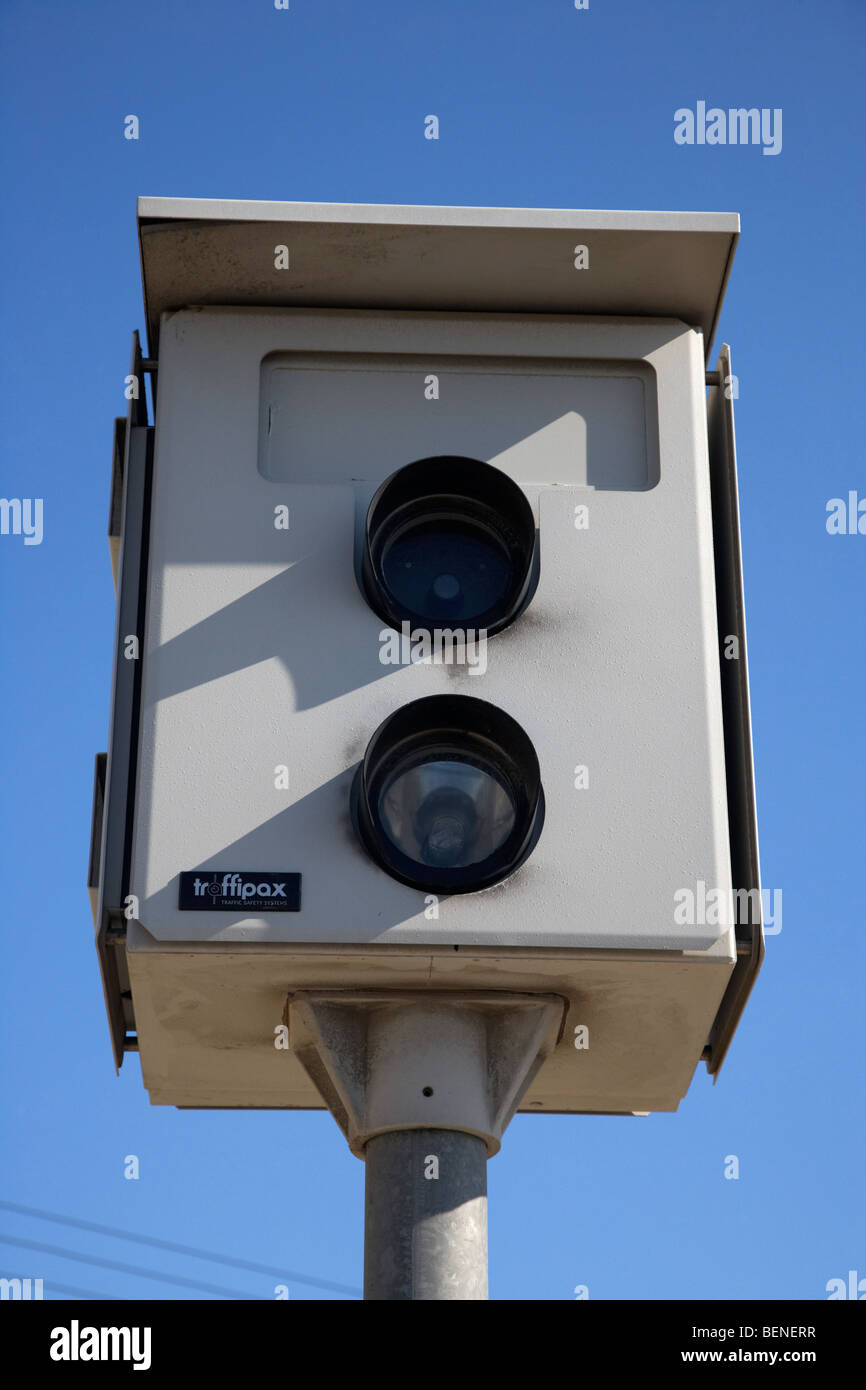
left=361, top=457, right=538, bottom=636
left=380, top=517, right=512, bottom=624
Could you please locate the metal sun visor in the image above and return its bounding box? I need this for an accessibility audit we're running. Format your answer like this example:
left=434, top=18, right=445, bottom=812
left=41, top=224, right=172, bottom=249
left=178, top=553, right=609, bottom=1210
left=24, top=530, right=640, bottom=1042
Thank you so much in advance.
left=704, top=343, right=765, bottom=1076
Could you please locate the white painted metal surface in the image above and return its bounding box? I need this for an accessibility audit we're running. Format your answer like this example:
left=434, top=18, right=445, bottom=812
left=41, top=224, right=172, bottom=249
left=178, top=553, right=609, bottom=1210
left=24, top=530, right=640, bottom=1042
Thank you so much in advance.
left=130, top=308, right=732, bottom=954
left=138, top=197, right=738, bottom=358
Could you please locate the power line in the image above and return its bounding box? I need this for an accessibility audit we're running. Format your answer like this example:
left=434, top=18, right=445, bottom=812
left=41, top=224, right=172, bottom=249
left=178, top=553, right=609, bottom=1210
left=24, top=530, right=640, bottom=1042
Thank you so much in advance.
left=0, top=1200, right=359, bottom=1296
left=0, top=1234, right=265, bottom=1301
left=44, top=1282, right=119, bottom=1301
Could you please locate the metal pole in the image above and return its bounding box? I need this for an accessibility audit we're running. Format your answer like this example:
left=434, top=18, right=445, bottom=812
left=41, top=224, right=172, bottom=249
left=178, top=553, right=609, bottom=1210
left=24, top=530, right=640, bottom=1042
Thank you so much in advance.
left=289, top=990, right=564, bottom=1300
left=364, top=1128, right=488, bottom=1300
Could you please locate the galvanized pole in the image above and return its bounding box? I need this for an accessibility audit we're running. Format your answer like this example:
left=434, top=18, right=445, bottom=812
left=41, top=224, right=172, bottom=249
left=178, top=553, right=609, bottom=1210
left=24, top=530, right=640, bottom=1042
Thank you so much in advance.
left=289, top=990, right=564, bottom=1300
left=364, top=1128, right=488, bottom=1300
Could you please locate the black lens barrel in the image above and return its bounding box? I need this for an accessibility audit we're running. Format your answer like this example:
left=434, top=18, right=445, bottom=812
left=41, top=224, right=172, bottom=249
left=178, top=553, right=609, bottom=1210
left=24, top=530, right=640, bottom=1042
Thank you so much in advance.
left=351, top=694, right=545, bottom=894
left=360, top=456, right=538, bottom=636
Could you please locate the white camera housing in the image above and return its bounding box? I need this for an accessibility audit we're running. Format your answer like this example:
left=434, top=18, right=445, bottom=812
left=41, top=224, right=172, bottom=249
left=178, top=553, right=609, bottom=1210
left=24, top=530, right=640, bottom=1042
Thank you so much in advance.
left=90, top=200, right=763, bottom=1116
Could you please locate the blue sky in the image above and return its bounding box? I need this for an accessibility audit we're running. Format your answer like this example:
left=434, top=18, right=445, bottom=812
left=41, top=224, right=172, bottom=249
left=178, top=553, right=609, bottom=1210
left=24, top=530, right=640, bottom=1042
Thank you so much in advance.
left=1, top=0, right=863, bottom=1301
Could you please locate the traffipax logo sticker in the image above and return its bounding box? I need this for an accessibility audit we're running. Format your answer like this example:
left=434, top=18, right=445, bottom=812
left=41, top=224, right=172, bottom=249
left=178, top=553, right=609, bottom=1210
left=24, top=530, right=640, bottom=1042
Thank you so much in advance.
left=178, top=871, right=301, bottom=911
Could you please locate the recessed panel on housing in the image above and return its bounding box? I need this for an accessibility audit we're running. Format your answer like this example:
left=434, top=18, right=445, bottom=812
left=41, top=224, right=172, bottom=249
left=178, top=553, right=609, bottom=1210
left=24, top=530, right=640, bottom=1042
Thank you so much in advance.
left=258, top=353, right=659, bottom=491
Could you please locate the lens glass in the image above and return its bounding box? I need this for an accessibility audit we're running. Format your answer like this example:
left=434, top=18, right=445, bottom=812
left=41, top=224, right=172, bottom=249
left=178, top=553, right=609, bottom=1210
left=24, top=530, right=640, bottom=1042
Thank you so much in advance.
left=377, top=757, right=516, bottom=869
left=379, top=518, right=511, bottom=624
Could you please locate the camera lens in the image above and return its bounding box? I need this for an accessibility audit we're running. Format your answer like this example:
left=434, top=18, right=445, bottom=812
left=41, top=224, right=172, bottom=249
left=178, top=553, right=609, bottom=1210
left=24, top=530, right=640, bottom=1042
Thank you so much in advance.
left=361, top=457, right=538, bottom=636
left=378, top=758, right=517, bottom=868
left=351, top=695, right=544, bottom=893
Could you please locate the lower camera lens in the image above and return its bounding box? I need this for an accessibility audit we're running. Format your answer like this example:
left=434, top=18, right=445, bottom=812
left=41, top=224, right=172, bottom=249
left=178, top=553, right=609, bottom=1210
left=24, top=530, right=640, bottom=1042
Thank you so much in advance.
left=351, top=695, right=544, bottom=893
left=378, top=758, right=517, bottom=869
